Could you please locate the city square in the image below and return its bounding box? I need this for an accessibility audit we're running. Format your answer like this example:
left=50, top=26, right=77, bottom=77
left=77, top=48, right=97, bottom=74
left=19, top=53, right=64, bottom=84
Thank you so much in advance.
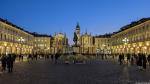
left=1, top=0, right=150, bottom=84
left=1, top=58, right=150, bottom=84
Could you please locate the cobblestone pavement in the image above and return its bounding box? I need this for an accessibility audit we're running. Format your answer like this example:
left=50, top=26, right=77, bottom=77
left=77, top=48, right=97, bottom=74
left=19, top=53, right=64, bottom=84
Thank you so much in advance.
left=0, top=59, right=150, bottom=84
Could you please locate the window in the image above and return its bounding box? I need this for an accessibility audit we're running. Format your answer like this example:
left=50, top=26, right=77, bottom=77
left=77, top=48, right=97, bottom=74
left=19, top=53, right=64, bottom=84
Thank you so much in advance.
left=0, top=33, right=1, bottom=40
left=4, top=34, right=6, bottom=40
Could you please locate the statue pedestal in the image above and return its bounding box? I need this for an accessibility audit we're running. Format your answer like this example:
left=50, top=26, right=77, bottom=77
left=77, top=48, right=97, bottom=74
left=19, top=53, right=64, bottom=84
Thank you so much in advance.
left=73, top=47, right=80, bottom=54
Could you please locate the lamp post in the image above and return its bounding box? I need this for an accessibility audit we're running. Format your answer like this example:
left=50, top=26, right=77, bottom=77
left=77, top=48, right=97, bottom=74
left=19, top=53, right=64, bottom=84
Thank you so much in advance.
left=47, top=47, right=50, bottom=54
left=122, top=38, right=129, bottom=54
left=10, top=43, right=13, bottom=54
left=0, top=46, right=2, bottom=55
left=15, top=44, right=18, bottom=54
left=102, top=44, right=106, bottom=59
left=4, top=43, right=7, bottom=55
left=18, top=37, right=25, bottom=55
left=102, top=44, right=106, bottom=54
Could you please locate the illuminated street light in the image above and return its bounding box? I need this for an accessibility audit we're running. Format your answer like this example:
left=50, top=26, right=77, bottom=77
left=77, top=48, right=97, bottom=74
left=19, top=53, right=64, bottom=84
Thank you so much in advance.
left=122, top=38, right=129, bottom=53
left=122, top=38, right=129, bottom=45
left=4, top=43, right=7, bottom=55
left=18, top=37, right=25, bottom=54
left=102, top=44, right=106, bottom=54
left=18, top=37, right=25, bottom=42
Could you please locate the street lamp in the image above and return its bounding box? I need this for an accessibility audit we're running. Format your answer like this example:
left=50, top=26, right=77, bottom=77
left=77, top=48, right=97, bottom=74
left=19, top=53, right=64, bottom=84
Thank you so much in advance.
left=102, top=44, right=106, bottom=54
left=0, top=46, right=1, bottom=54
left=4, top=43, right=7, bottom=55
left=122, top=38, right=129, bottom=45
left=18, top=37, right=25, bottom=54
left=10, top=43, right=13, bottom=54
left=122, top=38, right=129, bottom=53
left=47, top=48, right=50, bottom=54
left=18, top=37, right=25, bottom=42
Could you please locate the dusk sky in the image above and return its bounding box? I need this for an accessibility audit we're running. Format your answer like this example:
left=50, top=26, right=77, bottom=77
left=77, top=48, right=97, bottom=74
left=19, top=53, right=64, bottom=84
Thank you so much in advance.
left=0, top=0, right=150, bottom=44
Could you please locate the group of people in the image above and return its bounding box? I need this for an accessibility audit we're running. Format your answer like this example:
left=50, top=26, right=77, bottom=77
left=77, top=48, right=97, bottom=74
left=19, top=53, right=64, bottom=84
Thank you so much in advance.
left=0, top=54, right=16, bottom=73
left=50, top=51, right=61, bottom=64
left=0, top=52, right=62, bottom=73
left=118, top=53, right=150, bottom=70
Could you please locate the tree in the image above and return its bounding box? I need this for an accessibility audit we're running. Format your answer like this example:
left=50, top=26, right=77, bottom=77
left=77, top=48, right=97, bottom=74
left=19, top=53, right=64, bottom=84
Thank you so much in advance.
left=73, top=32, right=78, bottom=46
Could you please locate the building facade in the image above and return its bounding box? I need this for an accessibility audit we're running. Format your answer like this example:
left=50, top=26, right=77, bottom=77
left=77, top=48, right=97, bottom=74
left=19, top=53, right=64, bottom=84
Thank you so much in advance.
left=1, top=18, right=150, bottom=55
left=51, top=33, right=68, bottom=54
left=32, top=33, right=51, bottom=55
left=94, top=35, right=111, bottom=54
left=75, top=23, right=81, bottom=46
left=80, top=32, right=95, bottom=54
left=111, top=18, right=150, bottom=54
left=73, top=23, right=94, bottom=54
left=0, top=18, right=34, bottom=55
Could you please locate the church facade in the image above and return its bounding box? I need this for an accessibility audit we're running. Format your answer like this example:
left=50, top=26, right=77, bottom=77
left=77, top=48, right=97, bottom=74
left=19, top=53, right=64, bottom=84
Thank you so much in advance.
left=51, top=33, right=68, bottom=54
left=74, top=23, right=110, bottom=54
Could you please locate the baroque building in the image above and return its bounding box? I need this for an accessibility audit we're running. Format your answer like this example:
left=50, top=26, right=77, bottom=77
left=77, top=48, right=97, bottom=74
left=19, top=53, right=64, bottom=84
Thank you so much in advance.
left=111, top=18, right=150, bottom=54
left=32, top=33, right=51, bottom=55
left=51, top=33, right=68, bottom=54
left=75, top=23, right=81, bottom=46
left=73, top=23, right=95, bottom=54
left=0, top=18, right=69, bottom=55
left=94, top=34, right=111, bottom=54
left=75, top=18, right=150, bottom=55
left=80, top=32, right=95, bottom=54
left=0, top=18, right=34, bottom=55
left=1, top=17, right=150, bottom=55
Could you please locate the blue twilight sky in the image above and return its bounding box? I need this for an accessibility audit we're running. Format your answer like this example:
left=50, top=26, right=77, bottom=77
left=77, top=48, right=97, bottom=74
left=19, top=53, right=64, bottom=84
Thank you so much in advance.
left=0, top=0, right=150, bottom=44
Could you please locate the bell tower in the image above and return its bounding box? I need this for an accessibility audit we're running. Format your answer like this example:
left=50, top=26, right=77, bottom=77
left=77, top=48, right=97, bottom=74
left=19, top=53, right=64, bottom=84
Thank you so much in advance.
left=75, top=23, right=80, bottom=46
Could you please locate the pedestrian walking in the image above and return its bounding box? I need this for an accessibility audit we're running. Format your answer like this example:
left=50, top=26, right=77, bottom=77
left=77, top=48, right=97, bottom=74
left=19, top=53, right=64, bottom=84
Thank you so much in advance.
left=21, top=55, right=23, bottom=61
left=119, top=54, right=124, bottom=65
left=55, top=51, right=61, bottom=64
left=1, top=55, right=7, bottom=72
left=127, top=53, right=131, bottom=64
left=6, top=54, right=15, bottom=73
left=131, top=55, right=134, bottom=65
left=137, top=53, right=143, bottom=70
left=147, top=54, right=150, bottom=66
left=12, top=54, right=17, bottom=62
left=142, top=54, right=147, bottom=70
left=51, top=54, right=54, bottom=61
left=19, top=54, right=22, bottom=61
left=134, top=54, right=139, bottom=66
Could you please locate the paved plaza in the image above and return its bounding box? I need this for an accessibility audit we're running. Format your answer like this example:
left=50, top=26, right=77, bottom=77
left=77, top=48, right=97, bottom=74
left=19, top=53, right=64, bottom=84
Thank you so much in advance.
left=0, top=59, right=150, bottom=84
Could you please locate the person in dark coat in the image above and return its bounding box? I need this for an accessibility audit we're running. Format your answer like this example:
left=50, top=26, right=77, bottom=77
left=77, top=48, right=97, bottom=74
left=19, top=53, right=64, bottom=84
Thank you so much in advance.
left=19, top=54, right=21, bottom=61
left=55, top=50, right=61, bottom=64
left=13, top=54, right=17, bottom=62
left=51, top=54, right=54, bottom=61
left=131, top=55, right=134, bottom=65
left=119, top=54, right=124, bottom=65
left=21, top=54, right=23, bottom=61
left=1, top=55, right=7, bottom=72
left=134, top=54, right=139, bottom=66
left=6, top=54, right=14, bottom=72
left=55, top=53, right=60, bottom=64
left=27, top=54, right=31, bottom=61
left=127, top=53, right=131, bottom=64
left=142, top=54, right=147, bottom=70
left=137, top=53, right=143, bottom=70
left=147, top=54, right=150, bottom=66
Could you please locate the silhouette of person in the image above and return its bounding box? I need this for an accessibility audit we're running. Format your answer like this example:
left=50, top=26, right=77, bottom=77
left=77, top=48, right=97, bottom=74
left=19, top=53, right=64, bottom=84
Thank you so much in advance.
left=137, top=53, right=143, bottom=70
left=147, top=54, right=150, bottom=66
left=142, top=54, right=147, bottom=70
left=1, top=55, right=7, bottom=72
left=6, top=54, right=14, bottom=73
left=55, top=50, right=61, bottom=64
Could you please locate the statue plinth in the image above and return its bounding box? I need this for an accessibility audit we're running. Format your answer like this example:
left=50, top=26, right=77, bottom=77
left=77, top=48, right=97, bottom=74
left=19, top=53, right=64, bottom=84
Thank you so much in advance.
left=73, top=46, right=80, bottom=54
